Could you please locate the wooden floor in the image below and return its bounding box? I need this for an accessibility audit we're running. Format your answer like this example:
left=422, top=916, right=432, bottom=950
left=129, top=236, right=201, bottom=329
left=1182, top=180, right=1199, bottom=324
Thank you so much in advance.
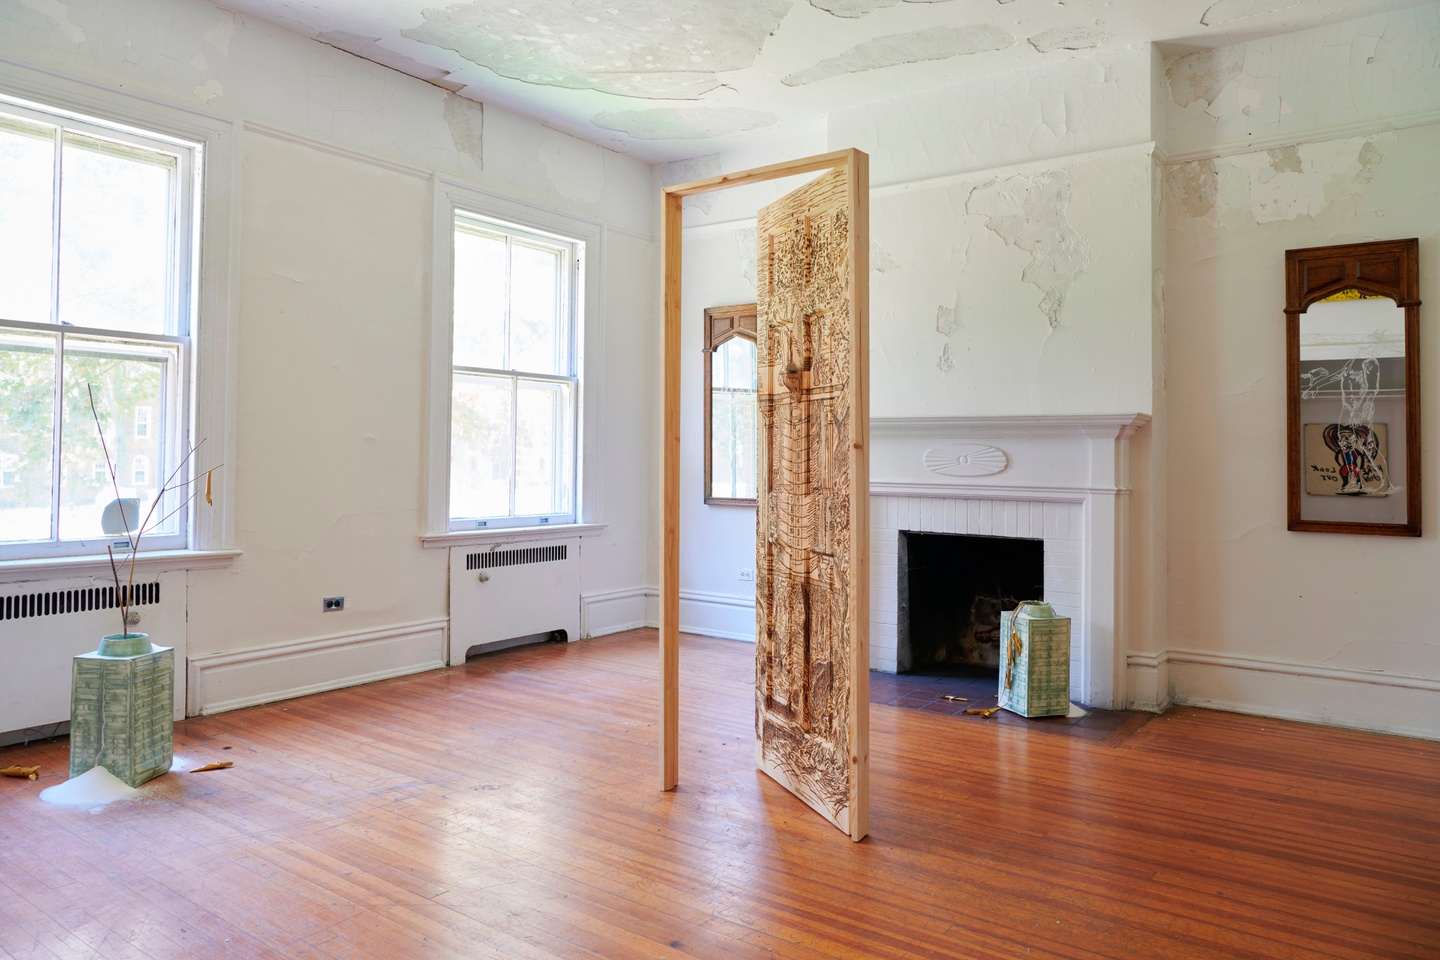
left=1, top=630, right=1437, bottom=960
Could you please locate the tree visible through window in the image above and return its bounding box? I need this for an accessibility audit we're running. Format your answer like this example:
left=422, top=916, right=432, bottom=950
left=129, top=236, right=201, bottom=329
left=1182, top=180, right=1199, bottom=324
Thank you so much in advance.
left=0, top=101, right=194, bottom=555
left=448, top=214, right=579, bottom=529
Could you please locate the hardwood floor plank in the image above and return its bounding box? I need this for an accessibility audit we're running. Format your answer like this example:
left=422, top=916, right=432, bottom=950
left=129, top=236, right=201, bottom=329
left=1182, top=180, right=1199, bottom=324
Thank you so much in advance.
left=1, top=630, right=1436, bottom=959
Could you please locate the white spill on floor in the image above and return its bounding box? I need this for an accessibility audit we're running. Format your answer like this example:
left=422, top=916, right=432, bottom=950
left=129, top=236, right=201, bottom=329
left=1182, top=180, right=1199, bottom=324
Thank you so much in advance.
left=39, top=765, right=139, bottom=810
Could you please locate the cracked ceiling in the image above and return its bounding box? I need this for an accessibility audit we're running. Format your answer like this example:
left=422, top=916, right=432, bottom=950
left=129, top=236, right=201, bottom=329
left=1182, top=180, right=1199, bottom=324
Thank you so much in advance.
left=213, top=0, right=1434, bottom=162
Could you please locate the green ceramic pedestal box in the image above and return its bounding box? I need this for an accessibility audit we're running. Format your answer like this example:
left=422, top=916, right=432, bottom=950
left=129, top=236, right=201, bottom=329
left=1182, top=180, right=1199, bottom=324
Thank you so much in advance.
left=69, top=639, right=174, bottom=787
left=997, top=603, right=1072, bottom=718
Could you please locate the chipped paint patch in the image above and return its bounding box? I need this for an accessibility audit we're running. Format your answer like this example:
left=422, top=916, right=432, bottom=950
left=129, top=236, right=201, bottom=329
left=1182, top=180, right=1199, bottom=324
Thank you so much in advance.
left=967, top=171, right=1089, bottom=328
left=402, top=0, right=788, bottom=100
left=1201, top=0, right=1304, bottom=27
left=20, top=0, right=85, bottom=44
left=936, top=342, right=955, bottom=372
left=1215, top=133, right=1391, bottom=223
left=935, top=304, right=957, bottom=337
left=1166, top=46, right=1244, bottom=109
left=593, top=107, right=777, bottom=140
left=783, top=25, right=1014, bottom=86
left=1027, top=26, right=1108, bottom=54
left=540, top=129, right=606, bottom=204
left=443, top=93, right=485, bottom=169
left=194, top=79, right=224, bottom=103
left=663, top=154, right=724, bottom=215
left=1167, top=158, right=1219, bottom=220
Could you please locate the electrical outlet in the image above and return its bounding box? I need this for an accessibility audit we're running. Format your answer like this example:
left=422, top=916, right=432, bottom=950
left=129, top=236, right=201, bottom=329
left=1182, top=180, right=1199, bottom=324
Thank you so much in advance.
left=323, top=596, right=344, bottom=612
left=739, top=569, right=754, bottom=582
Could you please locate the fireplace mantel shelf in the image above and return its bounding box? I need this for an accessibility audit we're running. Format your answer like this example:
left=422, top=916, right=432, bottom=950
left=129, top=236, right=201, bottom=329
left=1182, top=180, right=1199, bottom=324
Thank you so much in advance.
left=872, top=413, right=1150, bottom=441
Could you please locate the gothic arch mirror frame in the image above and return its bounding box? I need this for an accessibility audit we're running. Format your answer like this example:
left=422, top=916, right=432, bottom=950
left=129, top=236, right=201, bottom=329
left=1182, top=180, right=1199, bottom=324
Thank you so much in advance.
left=1285, top=238, right=1421, bottom=537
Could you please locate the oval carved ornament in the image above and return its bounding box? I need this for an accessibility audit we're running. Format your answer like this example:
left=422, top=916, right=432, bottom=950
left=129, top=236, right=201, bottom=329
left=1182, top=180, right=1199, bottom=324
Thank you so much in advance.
left=923, top=443, right=1009, bottom=478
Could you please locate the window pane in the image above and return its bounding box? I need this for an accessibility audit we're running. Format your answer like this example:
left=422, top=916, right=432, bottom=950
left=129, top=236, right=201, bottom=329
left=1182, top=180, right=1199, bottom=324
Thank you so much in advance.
left=451, top=374, right=513, bottom=520
left=0, top=328, right=56, bottom=542
left=509, top=241, right=564, bottom=375
left=58, top=133, right=175, bottom=334
left=453, top=226, right=507, bottom=369
left=0, top=118, right=56, bottom=325
left=515, top=379, right=573, bottom=517
left=711, top=336, right=757, bottom=500
left=58, top=337, right=176, bottom=541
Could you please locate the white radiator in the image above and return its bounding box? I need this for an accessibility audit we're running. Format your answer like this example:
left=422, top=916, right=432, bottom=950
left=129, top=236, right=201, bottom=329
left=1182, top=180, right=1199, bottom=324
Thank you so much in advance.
left=0, top=571, right=186, bottom=745
left=448, top=539, right=580, bottom=663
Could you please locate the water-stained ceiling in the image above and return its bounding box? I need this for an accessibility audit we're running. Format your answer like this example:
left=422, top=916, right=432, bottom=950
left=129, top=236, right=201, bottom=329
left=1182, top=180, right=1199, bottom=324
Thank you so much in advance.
left=214, top=0, right=1434, bottom=162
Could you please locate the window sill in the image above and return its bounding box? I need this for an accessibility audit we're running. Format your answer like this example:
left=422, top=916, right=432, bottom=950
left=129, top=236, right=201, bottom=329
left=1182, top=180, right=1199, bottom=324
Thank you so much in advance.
left=0, top=549, right=242, bottom=584
left=421, top=523, right=608, bottom=550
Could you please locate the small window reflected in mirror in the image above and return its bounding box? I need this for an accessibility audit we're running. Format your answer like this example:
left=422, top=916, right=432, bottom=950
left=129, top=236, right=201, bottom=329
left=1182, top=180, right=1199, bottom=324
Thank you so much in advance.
left=704, top=304, right=758, bottom=505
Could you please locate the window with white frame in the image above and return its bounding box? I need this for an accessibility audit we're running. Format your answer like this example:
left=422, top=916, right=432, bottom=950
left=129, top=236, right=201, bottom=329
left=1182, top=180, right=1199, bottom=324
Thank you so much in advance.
left=0, top=96, right=199, bottom=557
left=447, top=213, right=580, bottom=529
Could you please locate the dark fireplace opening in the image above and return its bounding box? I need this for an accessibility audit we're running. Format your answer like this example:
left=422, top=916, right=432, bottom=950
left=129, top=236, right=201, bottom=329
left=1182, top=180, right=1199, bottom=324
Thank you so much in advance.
left=898, top=531, right=1044, bottom=676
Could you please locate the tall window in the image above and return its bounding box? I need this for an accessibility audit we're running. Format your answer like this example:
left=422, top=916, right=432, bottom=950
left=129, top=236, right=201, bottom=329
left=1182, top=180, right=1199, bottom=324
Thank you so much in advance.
left=0, top=98, right=197, bottom=557
left=448, top=213, right=579, bottom=529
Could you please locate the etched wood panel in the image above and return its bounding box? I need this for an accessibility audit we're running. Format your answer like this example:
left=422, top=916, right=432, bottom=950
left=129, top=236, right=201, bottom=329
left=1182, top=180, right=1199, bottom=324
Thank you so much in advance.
left=755, top=163, right=869, bottom=839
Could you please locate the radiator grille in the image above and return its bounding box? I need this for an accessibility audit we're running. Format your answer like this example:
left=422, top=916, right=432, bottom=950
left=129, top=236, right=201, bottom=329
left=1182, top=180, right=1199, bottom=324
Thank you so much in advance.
left=1, top=581, right=161, bottom=621
left=466, top=545, right=568, bottom=571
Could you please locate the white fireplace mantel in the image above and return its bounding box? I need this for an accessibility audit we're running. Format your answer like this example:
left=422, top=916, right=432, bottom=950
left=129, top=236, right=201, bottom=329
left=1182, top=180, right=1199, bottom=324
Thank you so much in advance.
left=868, top=413, right=1149, bottom=710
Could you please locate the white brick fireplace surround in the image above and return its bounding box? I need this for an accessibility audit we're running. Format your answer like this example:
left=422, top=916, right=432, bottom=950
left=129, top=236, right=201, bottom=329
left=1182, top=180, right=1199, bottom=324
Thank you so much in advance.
left=870, top=414, right=1149, bottom=710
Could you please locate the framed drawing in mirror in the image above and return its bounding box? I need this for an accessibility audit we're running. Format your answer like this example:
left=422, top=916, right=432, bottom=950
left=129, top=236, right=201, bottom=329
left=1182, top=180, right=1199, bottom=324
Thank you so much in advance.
left=703, top=303, right=758, bottom=505
left=1286, top=239, right=1421, bottom=536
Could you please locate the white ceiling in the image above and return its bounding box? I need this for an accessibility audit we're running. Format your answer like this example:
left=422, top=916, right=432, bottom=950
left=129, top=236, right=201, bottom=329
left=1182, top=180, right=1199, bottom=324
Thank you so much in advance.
left=216, top=0, right=1433, bottom=162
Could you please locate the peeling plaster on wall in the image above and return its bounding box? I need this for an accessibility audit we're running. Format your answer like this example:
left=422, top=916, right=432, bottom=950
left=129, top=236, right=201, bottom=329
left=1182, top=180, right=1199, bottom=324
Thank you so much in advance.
left=1167, top=11, right=1440, bottom=158
left=539, top=129, right=606, bottom=205
left=871, top=241, right=901, bottom=274
left=737, top=228, right=759, bottom=290
left=194, top=79, right=224, bottom=103
left=443, top=93, right=485, bottom=170
left=401, top=0, right=789, bottom=100
left=966, top=171, right=1089, bottom=328
left=1028, top=26, right=1108, bottom=54
left=317, top=31, right=466, bottom=92
left=1166, top=158, right=1219, bottom=220
left=593, top=106, right=778, bottom=140
left=1201, top=0, right=1304, bottom=27
left=1166, top=46, right=1246, bottom=110
left=783, top=25, right=1015, bottom=86
left=1214, top=132, right=1391, bottom=224
left=204, top=11, right=235, bottom=56
left=662, top=153, right=724, bottom=216
left=19, top=0, right=85, bottom=45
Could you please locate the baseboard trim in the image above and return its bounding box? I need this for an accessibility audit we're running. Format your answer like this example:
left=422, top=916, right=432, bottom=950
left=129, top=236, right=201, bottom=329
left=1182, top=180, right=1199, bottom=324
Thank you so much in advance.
left=187, top=618, right=448, bottom=716
left=580, top=587, right=651, bottom=638
left=1162, top=648, right=1440, bottom=742
left=625, top=586, right=757, bottom=643
left=1124, top=649, right=1172, bottom=713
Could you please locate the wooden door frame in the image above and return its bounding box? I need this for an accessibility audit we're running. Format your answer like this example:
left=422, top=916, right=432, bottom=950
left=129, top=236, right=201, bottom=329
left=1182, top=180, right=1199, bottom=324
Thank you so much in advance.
left=659, top=149, right=870, bottom=826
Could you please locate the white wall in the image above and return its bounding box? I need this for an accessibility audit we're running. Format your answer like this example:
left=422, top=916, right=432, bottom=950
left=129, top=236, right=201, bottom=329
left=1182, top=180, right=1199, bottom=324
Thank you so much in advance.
left=0, top=0, right=657, bottom=713
left=1162, top=9, right=1440, bottom=740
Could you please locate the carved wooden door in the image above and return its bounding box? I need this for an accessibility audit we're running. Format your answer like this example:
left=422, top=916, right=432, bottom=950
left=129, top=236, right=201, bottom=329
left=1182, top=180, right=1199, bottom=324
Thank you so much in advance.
left=754, top=163, right=870, bottom=840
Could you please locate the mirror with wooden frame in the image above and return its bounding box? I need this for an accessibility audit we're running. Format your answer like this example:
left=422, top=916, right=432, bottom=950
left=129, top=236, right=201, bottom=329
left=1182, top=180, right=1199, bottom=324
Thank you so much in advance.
left=703, top=303, right=758, bottom=505
left=1286, top=239, right=1421, bottom=536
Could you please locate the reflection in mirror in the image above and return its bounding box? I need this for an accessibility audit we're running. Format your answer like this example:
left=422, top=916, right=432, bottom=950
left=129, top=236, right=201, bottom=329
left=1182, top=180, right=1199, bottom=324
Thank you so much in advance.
left=1286, top=238, right=1420, bottom=536
left=1297, top=294, right=1407, bottom=525
left=703, top=304, right=758, bottom=505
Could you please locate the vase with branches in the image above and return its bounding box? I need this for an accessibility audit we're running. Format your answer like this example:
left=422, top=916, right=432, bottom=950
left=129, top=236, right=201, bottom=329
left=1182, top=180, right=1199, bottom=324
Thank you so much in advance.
left=87, top=384, right=216, bottom=656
